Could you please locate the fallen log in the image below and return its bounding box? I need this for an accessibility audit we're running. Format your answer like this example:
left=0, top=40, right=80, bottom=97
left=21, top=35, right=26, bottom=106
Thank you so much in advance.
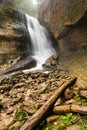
left=53, top=105, right=87, bottom=115
left=20, top=77, right=76, bottom=130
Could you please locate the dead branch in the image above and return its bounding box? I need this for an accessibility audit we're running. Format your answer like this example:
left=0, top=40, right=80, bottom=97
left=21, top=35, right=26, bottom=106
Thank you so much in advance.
left=20, top=77, right=76, bottom=130
left=53, top=105, right=87, bottom=115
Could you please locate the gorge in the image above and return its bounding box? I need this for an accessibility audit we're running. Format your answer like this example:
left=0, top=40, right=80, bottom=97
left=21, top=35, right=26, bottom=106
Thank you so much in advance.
left=0, top=0, right=87, bottom=129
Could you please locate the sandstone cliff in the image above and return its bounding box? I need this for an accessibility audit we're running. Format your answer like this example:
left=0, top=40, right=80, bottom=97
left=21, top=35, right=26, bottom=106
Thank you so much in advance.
left=0, top=4, right=30, bottom=72
left=38, top=0, right=87, bottom=86
left=39, top=0, right=87, bottom=52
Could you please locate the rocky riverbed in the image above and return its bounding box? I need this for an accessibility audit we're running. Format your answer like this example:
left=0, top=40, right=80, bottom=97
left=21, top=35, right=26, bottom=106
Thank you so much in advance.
left=0, top=67, right=87, bottom=130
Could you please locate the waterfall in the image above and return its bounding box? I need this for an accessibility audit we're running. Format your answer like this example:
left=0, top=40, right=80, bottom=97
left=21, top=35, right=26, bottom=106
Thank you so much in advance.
left=24, top=14, right=56, bottom=72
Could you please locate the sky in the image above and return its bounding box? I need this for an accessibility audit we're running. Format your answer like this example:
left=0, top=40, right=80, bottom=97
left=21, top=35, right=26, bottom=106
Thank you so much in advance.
left=32, top=0, right=37, bottom=5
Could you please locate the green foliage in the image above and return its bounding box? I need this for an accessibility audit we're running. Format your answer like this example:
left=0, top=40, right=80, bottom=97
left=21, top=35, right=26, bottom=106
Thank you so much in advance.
left=59, top=113, right=73, bottom=126
left=42, top=113, right=73, bottom=130
left=75, top=94, right=87, bottom=104
left=15, top=111, right=25, bottom=120
left=80, top=125, right=87, bottom=130
left=5, top=128, right=14, bottom=130
left=42, top=125, right=63, bottom=130
left=42, top=125, right=52, bottom=130
left=0, top=6, right=6, bottom=17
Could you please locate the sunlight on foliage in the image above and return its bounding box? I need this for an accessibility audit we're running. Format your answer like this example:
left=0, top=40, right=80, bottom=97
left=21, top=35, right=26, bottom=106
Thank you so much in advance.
left=59, top=113, right=73, bottom=126
left=5, top=128, right=14, bottom=130
left=75, top=94, right=87, bottom=104
left=80, top=125, right=87, bottom=130
left=15, top=111, right=25, bottom=120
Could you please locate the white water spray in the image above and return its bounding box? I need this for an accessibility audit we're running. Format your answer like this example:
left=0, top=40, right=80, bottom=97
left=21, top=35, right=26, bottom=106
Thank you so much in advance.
left=24, top=14, right=56, bottom=72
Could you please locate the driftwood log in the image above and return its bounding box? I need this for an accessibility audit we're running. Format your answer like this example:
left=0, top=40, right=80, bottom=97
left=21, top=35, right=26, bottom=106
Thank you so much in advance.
left=53, top=105, right=87, bottom=115
left=20, top=77, right=76, bottom=130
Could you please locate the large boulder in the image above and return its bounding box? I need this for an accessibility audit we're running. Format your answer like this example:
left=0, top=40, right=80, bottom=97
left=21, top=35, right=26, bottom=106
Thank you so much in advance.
left=38, top=0, right=87, bottom=53
left=0, top=56, right=36, bottom=75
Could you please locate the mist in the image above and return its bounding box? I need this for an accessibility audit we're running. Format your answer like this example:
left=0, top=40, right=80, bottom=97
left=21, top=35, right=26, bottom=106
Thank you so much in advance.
left=13, top=0, right=44, bottom=17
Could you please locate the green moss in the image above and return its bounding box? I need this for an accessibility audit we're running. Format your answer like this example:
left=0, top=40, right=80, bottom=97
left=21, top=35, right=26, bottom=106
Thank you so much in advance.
left=0, top=4, right=15, bottom=23
left=15, top=111, right=25, bottom=120
left=75, top=94, right=87, bottom=105
left=80, top=125, right=87, bottom=130
left=5, top=128, right=15, bottom=130
left=59, top=113, right=73, bottom=126
left=42, top=123, right=65, bottom=130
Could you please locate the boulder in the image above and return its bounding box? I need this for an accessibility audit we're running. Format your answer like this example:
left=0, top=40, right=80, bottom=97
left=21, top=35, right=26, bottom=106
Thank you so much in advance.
left=43, top=54, right=58, bottom=70
left=1, top=56, right=36, bottom=75
left=38, top=0, right=87, bottom=53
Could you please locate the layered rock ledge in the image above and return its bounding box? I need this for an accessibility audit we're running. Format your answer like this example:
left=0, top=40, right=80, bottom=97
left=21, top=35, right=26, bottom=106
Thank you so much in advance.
left=0, top=4, right=31, bottom=72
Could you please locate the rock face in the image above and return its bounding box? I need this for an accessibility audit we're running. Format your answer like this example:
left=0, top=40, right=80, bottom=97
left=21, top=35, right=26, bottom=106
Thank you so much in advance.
left=38, top=0, right=87, bottom=86
left=0, top=4, right=30, bottom=70
left=38, top=0, right=87, bottom=53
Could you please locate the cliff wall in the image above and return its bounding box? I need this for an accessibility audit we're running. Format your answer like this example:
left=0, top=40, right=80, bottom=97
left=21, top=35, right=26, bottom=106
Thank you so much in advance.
left=39, top=0, right=87, bottom=53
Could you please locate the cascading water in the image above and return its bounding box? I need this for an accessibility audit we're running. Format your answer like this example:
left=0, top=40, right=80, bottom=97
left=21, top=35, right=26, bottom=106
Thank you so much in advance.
left=24, top=14, right=56, bottom=72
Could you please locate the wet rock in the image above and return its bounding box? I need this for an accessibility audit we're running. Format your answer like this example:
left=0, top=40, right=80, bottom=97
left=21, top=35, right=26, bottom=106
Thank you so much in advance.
left=43, top=54, right=58, bottom=70
left=78, top=88, right=87, bottom=99
left=1, top=56, right=36, bottom=75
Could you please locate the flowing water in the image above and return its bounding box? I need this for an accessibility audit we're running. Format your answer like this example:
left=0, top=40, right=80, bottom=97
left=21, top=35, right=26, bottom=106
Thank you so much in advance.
left=24, top=14, right=56, bottom=72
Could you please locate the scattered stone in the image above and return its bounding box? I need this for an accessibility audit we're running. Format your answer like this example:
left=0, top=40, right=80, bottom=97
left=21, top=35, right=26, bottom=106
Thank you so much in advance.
left=10, top=122, right=21, bottom=129
left=0, top=69, right=81, bottom=129
left=78, top=88, right=87, bottom=99
left=55, top=98, right=63, bottom=106
left=0, top=94, right=4, bottom=100
left=64, top=88, right=74, bottom=100
left=46, top=115, right=59, bottom=124
left=66, top=125, right=80, bottom=130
